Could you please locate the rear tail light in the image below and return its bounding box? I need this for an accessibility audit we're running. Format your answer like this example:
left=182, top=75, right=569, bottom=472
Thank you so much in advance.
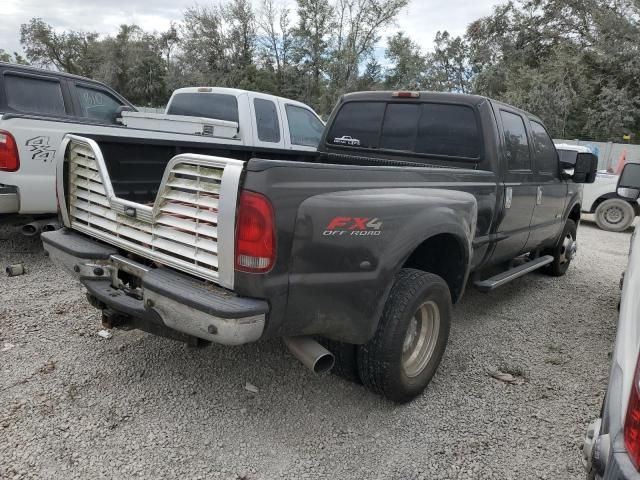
left=235, top=191, right=275, bottom=273
left=0, top=130, right=19, bottom=172
left=624, top=354, right=640, bottom=469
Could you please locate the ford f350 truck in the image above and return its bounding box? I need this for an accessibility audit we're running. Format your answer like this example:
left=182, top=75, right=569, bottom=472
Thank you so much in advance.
left=42, top=91, right=598, bottom=402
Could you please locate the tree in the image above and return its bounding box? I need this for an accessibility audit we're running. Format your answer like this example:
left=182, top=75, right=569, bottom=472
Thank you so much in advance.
left=20, top=18, right=100, bottom=75
left=96, top=25, right=167, bottom=106
left=425, top=31, right=472, bottom=93
left=179, top=5, right=227, bottom=85
left=384, top=32, right=425, bottom=89
left=0, top=49, right=27, bottom=64
left=257, top=0, right=294, bottom=95
left=292, top=0, right=334, bottom=107
left=223, top=0, right=258, bottom=88
left=329, top=0, right=409, bottom=101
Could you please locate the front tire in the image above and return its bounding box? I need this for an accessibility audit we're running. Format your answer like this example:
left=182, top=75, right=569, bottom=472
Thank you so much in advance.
left=594, top=198, right=635, bottom=232
left=357, top=269, right=451, bottom=403
left=543, top=219, right=577, bottom=277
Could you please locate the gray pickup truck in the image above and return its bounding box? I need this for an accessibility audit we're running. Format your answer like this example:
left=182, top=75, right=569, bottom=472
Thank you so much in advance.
left=42, top=91, right=597, bottom=402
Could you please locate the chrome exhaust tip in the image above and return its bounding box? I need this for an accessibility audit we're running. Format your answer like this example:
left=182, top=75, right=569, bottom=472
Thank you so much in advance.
left=284, top=336, right=335, bottom=374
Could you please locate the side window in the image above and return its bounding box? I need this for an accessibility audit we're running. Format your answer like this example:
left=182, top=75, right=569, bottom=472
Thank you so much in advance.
left=75, top=85, right=124, bottom=124
left=254, top=98, right=280, bottom=143
left=380, top=103, right=420, bottom=151
left=500, top=110, right=531, bottom=171
left=530, top=120, right=558, bottom=175
left=4, top=74, right=66, bottom=115
left=285, top=105, right=324, bottom=147
left=327, top=102, right=385, bottom=148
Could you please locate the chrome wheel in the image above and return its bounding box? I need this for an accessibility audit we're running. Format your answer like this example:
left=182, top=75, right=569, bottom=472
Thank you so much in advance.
left=402, top=301, right=440, bottom=377
left=559, top=232, right=576, bottom=264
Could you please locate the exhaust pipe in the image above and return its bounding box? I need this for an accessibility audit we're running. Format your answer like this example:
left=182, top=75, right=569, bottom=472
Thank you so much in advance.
left=284, top=336, right=335, bottom=374
left=21, top=219, right=52, bottom=237
left=42, top=221, right=62, bottom=232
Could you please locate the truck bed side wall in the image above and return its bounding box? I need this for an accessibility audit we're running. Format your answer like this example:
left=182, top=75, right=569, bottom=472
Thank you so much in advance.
left=236, top=160, right=498, bottom=344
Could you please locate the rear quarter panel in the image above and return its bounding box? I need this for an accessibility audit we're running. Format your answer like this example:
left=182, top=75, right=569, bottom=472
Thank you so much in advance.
left=236, top=159, right=497, bottom=343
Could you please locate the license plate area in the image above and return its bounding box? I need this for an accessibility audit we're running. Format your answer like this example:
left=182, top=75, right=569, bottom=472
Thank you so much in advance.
left=110, top=255, right=150, bottom=300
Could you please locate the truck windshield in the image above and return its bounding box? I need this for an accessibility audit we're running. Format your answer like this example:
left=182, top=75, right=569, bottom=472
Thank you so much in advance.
left=167, top=93, right=239, bottom=123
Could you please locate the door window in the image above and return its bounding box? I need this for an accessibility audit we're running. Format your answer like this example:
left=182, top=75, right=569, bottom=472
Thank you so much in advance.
left=254, top=98, right=280, bottom=143
left=5, top=74, right=66, bottom=115
left=530, top=120, right=559, bottom=175
left=285, top=105, right=324, bottom=147
left=500, top=110, right=531, bottom=171
left=75, top=86, right=124, bottom=124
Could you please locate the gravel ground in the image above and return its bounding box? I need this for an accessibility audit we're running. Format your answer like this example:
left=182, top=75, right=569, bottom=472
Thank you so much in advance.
left=0, top=215, right=632, bottom=480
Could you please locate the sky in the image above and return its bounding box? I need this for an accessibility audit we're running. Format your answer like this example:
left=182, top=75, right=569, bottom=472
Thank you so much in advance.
left=0, top=0, right=500, bottom=58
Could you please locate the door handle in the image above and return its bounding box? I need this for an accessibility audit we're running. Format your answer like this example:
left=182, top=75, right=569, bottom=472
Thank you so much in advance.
left=537, top=186, right=542, bottom=205
left=505, top=187, right=513, bottom=209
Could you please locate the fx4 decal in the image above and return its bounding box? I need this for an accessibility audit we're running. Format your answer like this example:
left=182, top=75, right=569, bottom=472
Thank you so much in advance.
left=323, top=217, right=383, bottom=236
left=26, top=136, right=56, bottom=162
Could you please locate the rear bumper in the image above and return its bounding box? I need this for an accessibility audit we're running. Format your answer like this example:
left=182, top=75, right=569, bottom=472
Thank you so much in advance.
left=603, top=451, right=640, bottom=480
left=41, top=228, right=269, bottom=345
left=0, top=185, right=19, bottom=214
left=584, top=417, right=640, bottom=480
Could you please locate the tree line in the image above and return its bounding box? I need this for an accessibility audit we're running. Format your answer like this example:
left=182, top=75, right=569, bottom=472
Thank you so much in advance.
left=1, top=0, right=638, bottom=143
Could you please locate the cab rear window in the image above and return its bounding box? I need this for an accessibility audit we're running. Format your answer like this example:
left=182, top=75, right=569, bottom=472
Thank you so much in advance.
left=327, top=101, right=481, bottom=159
left=167, top=93, right=239, bottom=123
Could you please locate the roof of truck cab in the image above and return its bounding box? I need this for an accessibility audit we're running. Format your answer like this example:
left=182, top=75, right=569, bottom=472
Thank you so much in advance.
left=340, top=90, right=545, bottom=124
left=1, top=62, right=108, bottom=85
left=0, top=62, right=134, bottom=107
left=340, top=91, right=490, bottom=106
left=169, top=87, right=323, bottom=116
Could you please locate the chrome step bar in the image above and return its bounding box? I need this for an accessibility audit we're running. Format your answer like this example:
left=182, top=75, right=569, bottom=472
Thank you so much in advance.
left=474, top=255, right=554, bottom=292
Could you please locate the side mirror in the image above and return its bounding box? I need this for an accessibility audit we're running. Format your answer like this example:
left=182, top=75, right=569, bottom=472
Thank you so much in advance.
left=572, top=152, right=598, bottom=183
left=617, top=163, right=640, bottom=201
left=114, top=105, right=134, bottom=124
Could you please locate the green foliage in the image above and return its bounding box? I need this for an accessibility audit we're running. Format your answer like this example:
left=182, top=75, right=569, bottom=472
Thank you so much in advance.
left=466, top=0, right=640, bottom=141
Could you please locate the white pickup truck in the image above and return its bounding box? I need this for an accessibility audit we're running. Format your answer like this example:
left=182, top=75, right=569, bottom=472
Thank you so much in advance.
left=0, top=64, right=324, bottom=216
left=555, top=143, right=640, bottom=231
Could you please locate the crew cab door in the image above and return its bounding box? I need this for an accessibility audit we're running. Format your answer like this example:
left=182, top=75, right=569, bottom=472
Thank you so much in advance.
left=248, top=92, right=285, bottom=150
left=525, top=119, right=567, bottom=251
left=491, top=108, right=537, bottom=263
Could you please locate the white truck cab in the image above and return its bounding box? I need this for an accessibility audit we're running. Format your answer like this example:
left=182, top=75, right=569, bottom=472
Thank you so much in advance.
left=165, top=87, right=324, bottom=151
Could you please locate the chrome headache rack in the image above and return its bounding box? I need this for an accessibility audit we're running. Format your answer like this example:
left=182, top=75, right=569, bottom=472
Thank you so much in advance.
left=57, top=134, right=244, bottom=289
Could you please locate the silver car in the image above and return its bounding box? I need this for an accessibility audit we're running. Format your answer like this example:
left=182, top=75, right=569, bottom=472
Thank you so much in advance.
left=584, top=163, right=640, bottom=479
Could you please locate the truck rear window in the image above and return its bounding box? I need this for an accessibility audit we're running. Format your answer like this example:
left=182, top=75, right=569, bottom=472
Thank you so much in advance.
left=328, top=101, right=481, bottom=159
left=167, top=93, right=239, bottom=123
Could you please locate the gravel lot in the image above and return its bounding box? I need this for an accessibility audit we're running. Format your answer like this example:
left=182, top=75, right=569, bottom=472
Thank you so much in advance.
left=0, top=215, right=632, bottom=480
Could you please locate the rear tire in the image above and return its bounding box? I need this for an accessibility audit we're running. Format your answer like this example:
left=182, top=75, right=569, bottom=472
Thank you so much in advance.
left=594, top=198, right=635, bottom=232
left=543, top=219, right=577, bottom=277
left=357, top=269, right=451, bottom=403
